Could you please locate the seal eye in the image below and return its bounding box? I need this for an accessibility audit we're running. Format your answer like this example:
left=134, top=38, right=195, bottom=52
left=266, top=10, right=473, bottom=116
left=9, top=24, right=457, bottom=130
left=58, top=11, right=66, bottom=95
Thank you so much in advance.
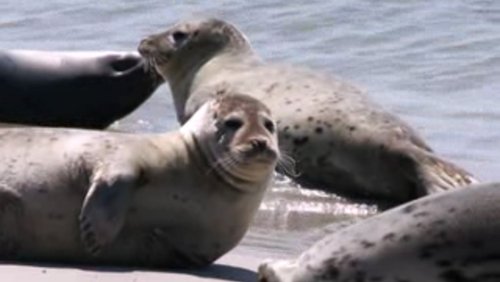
left=224, top=118, right=243, bottom=131
left=264, top=120, right=275, bottom=133
left=171, top=31, right=188, bottom=45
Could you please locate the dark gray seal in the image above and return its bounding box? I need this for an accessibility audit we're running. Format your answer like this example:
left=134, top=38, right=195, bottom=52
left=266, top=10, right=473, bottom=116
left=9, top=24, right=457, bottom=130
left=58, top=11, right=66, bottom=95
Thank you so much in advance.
left=0, top=92, right=278, bottom=268
left=259, top=182, right=500, bottom=282
left=0, top=50, right=162, bottom=129
left=138, top=18, right=477, bottom=204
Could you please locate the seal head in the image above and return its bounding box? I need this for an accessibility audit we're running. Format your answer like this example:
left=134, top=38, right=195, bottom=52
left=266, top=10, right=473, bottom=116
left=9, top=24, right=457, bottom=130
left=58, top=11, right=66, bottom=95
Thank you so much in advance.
left=182, top=91, right=279, bottom=191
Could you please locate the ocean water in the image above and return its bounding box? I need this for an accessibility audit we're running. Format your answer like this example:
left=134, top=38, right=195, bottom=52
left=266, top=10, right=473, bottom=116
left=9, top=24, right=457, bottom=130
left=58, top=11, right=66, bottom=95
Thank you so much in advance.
left=2, top=0, right=500, bottom=259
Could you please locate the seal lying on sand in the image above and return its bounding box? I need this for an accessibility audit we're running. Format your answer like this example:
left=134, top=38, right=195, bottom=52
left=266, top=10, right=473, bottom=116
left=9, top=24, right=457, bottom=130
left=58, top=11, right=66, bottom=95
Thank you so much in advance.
left=0, top=92, right=278, bottom=268
left=0, top=50, right=161, bottom=129
left=138, top=18, right=477, bottom=204
left=259, top=182, right=500, bottom=282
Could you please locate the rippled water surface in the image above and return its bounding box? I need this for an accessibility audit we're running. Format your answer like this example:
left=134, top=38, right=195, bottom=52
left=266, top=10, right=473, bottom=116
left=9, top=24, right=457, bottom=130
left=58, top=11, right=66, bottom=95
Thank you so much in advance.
left=2, top=0, right=500, bottom=259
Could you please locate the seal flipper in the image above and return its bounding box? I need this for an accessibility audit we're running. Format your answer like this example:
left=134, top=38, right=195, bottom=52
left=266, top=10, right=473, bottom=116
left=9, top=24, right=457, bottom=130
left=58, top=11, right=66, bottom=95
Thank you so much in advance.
left=418, top=152, right=478, bottom=194
left=79, top=169, right=138, bottom=255
left=409, top=148, right=478, bottom=195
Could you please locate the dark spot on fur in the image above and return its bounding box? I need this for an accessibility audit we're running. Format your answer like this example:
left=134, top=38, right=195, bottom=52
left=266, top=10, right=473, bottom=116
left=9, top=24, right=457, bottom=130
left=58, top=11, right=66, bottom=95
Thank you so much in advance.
left=439, top=269, right=469, bottom=282
left=402, top=203, right=417, bottom=214
left=321, top=258, right=340, bottom=279
left=293, top=136, right=309, bottom=146
left=349, top=126, right=356, bottom=132
left=447, top=207, right=456, bottom=213
left=349, top=259, right=359, bottom=268
left=307, top=116, right=314, bottom=122
left=315, top=127, right=323, bottom=134
left=293, top=124, right=300, bottom=130
left=49, top=137, right=58, bottom=142
left=414, top=211, right=429, bottom=218
left=285, top=100, right=292, bottom=105
left=265, top=83, right=279, bottom=93
left=295, top=108, right=302, bottom=112
left=431, top=219, right=447, bottom=226
left=383, top=233, right=396, bottom=241
left=360, top=240, right=375, bottom=248
left=37, top=188, right=49, bottom=194
left=400, top=234, right=411, bottom=242
left=283, top=126, right=290, bottom=132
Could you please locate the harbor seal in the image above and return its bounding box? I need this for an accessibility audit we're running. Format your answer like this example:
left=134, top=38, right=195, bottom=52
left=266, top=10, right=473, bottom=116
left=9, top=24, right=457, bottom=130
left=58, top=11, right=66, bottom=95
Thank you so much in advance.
left=138, top=17, right=477, bottom=204
left=258, top=182, right=500, bottom=282
left=0, top=50, right=162, bottom=129
left=0, top=92, right=278, bottom=268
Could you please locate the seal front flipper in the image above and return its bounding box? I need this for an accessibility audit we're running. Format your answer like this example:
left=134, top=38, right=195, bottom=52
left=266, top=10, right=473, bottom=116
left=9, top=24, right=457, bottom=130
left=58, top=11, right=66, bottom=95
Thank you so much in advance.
left=409, top=147, right=478, bottom=195
left=79, top=168, right=138, bottom=255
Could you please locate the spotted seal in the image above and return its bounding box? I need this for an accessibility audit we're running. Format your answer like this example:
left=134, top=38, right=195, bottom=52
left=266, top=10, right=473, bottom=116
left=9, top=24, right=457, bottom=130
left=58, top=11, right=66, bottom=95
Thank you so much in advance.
left=0, top=50, right=161, bottom=128
left=258, top=182, right=500, bottom=282
left=0, top=92, right=278, bottom=268
left=138, top=17, right=477, bottom=204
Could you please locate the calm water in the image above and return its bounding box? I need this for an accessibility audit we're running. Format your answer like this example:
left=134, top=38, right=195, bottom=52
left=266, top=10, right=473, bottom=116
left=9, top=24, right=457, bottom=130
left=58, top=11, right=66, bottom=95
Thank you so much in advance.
left=3, top=0, right=500, bottom=259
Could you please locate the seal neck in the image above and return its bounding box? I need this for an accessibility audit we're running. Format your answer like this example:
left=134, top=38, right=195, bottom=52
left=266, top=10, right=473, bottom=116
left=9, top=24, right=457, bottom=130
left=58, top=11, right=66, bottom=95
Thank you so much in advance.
left=169, top=47, right=261, bottom=124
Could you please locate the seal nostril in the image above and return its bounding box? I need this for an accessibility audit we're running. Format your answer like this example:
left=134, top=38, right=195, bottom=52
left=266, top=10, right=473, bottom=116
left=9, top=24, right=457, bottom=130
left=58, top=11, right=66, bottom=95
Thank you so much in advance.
left=110, top=57, right=140, bottom=72
left=171, top=31, right=188, bottom=44
left=251, top=139, right=267, bottom=151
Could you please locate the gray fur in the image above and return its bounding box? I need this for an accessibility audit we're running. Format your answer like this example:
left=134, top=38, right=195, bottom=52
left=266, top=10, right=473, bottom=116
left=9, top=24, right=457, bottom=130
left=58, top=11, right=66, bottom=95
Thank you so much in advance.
left=139, top=18, right=477, bottom=204
left=0, top=93, right=278, bottom=268
left=259, top=183, right=500, bottom=282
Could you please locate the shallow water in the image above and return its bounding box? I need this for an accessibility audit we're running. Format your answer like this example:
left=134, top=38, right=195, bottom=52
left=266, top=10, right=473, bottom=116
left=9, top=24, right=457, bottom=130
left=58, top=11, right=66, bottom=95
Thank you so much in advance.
left=2, top=0, right=500, bottom=259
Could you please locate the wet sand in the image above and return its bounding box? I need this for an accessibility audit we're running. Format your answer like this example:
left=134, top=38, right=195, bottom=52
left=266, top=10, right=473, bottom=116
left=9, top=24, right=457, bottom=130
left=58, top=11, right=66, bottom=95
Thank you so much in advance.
left=0, top=252, right=261, bottom=282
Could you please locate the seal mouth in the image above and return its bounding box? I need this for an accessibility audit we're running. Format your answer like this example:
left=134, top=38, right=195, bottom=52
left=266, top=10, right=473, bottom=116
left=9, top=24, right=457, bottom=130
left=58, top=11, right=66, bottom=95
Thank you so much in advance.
left=237, top=141, right=279, bottom=165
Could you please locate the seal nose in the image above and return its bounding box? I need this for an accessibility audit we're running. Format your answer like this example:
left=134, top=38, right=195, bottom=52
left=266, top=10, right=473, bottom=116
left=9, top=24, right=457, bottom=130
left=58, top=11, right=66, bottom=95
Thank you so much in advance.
left=138, top=38, right=154, bottom=56
left=250, top=138, right=268, bottom=152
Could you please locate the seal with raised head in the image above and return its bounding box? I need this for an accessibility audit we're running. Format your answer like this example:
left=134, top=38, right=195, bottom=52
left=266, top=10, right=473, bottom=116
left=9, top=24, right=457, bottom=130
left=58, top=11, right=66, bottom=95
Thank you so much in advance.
left=138, top=18, right=477, bottom=204
left=0, top=92, right=278, bottom=268
left=258, top=182, right=500, bottom=282
left=0, top=50, right=162, bottom=129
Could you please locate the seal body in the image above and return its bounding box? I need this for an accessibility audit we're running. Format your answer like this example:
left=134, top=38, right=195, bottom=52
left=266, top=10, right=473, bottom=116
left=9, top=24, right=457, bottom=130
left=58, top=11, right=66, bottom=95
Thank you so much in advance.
left=0, top=93, right=278, bottom=268
left=139, top=18, right=477, bottom=204
left=0, top=50, right=162, bottom=129
left=258, top=182, right=500, bottom=282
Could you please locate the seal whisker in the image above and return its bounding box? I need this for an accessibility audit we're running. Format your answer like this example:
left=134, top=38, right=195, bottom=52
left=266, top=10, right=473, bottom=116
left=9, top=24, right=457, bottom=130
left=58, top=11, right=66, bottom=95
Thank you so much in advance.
left=205, top=153, right=239, bottom=177
left=277, top=152, right=299, bottom=178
